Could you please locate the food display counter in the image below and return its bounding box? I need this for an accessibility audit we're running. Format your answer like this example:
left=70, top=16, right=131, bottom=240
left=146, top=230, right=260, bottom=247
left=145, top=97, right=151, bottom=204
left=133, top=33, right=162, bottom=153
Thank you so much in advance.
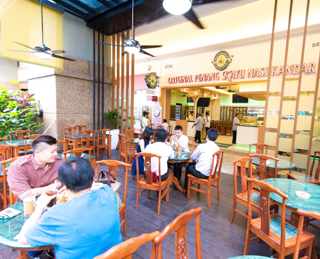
left=236, top=116, right=264, bottom=145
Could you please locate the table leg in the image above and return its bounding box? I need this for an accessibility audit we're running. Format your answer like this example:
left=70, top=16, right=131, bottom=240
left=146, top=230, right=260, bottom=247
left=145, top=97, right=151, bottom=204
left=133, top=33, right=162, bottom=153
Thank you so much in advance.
left=168, top=168, right=186, bottom=193
left=17, top=250, right=28, bottom=259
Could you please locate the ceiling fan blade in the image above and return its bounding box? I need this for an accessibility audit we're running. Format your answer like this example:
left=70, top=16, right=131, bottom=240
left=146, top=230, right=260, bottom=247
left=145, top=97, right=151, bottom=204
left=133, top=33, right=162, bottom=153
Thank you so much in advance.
left=13, top=41, right=37, bottom=51
left=140, top=45, right=162, bottom=49
left=183, top=8, right=205, bottom=29
left=8, top=49, right=36, bottom=53
left=98, top=41, right=126, bottom=47
left=140, top=49, right=155, bottom=57
left=51, top=54, right=76, bottom=61
left=51, top=50, right=66, bottom=54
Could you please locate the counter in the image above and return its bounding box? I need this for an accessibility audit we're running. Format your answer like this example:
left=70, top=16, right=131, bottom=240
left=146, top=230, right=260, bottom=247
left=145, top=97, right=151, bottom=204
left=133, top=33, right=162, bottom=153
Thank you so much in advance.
left=236, top=125, right=265, bottom=144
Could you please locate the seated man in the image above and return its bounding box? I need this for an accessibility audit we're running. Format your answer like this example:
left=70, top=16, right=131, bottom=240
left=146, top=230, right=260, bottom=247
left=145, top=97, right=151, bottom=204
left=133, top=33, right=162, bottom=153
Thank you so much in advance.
left=184, top=128, right=220, bottom=189
left=170, top=125, right=189, bottom=182
left=144, top=129, right=174, bottom=181
left=18, top=157, right=122, bottom=259
left=8, top=135, right=64, bottom=200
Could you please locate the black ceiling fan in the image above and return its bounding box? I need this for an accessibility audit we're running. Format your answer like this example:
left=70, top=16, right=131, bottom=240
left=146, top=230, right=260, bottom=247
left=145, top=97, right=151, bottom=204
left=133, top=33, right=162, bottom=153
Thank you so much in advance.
left=98, top=0, right=162, bottom=57
left=145, top=0, right=234, bottom=30
left=8, top=0, right=76, bottom=61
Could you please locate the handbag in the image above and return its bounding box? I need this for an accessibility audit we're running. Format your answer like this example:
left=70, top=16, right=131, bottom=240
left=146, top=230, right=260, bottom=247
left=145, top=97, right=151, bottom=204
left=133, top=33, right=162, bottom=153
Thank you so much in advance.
left=152, top=171, right=158, bottom=183
left=98, top=170, right=121, bottom=193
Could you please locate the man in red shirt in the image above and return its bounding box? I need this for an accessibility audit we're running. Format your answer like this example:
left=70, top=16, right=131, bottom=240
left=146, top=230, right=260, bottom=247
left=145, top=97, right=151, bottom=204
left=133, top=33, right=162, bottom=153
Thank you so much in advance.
left=8, top=135, right=63, bottom=201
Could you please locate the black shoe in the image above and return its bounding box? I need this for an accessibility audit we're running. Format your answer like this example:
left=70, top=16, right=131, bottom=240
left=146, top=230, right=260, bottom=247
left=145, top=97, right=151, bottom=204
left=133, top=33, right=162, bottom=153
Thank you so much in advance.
left=46, top=249, right=55, bottom=259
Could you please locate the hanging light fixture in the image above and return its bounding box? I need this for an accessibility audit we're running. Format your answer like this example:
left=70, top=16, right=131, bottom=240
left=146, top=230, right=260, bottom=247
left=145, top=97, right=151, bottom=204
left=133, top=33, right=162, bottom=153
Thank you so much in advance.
left=124, top=46, right=140, bottom=54
left=35, top=51, right=51, bottom=60
left=163, top=0, right=192, bottom=15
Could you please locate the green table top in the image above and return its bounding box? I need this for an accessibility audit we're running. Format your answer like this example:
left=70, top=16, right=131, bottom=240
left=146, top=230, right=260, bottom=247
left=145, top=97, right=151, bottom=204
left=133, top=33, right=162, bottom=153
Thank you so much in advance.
left=169, top=151, right=191, bottom=162
left=57, top=153, right=96, bottom=160
left=262, top=178, right=320, bottom=212
left=64, top=132, right=108, bottom=139
left=252, top=157, right=296, bottom=170
left=0, top=140, right=32, bottom=147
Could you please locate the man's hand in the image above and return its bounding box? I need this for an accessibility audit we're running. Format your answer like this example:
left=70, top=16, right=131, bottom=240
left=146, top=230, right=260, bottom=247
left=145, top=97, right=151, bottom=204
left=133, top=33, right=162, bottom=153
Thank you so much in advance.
left=36, top=192, right=56, bottom=209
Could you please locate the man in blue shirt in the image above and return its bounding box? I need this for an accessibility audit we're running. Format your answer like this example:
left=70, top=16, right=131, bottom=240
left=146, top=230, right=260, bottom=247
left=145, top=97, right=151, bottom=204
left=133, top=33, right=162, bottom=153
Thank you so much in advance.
left=18, top=157, right=122, bottom=259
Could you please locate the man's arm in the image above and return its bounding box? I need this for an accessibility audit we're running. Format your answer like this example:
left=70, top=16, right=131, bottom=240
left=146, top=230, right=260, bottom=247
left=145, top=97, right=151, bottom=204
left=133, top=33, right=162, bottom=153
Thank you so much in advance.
left=18, top=192, right=56, bottom=244
left=190, top=145, right=201, bottom=162
left=31, top=181, right=62, bottom=197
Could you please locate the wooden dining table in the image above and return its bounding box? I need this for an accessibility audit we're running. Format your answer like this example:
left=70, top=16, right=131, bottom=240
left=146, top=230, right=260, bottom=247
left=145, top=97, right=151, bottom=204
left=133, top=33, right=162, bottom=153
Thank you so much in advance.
left=252, top=157, right=296, bottom=178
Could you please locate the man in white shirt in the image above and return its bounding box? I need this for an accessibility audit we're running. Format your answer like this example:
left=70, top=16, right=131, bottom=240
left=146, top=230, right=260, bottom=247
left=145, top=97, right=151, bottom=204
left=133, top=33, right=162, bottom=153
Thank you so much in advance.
left=144, top=129, right=174, bottom=181
left=140, top=111, right=150, bottom=132
left=184, top=128, right=220, bottom=189
left=192, top=113, right=204, bottom=143
left=170, top=125, right=189, bottom=182
left=162, top=119, right=168, bottom=132
left=232, top=113, right=240, bottom=144
left=204, top=112, right=211, bottom=136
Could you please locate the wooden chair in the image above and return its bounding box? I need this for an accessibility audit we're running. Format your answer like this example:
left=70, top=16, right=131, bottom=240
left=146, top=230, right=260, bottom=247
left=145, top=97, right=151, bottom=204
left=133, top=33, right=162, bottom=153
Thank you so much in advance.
left=249, top=143, right=269, bottom=156
left=157, top=125, right=162, bottom=130
left=9, top=130, right=30, bottom=141
left=123, top=129, right=134, bottom=139
left=96, top=129, right=112, bottom=159
left=74, top=125, right=87, bottom=135
left=118, top=134, right=135, bottom=164
left=63, top=148, right=95, bottom=169
left=23, top=134, right=42, bottom=155
left=0, top=138, right=6, bottom=145
left=57, top=140, right=68, bottom=153
left=154, top=207, right=202, bottom=259
left=288, top=151, right=320, bottom=184
left=135, top=152, right=170, bottom=215
left=0, top=157, right=19, bottom=208
left=168, top=125, right=173, bottom=135
left=96, top=160, right=130, bottom=236
left=81, top=130, right=96, bottom=157
left=243, top=178, right=314, bottom=259
left=94, top=231, right=159, bottom=259
left=188, top=137, right=195, bottom=153
left=249, top=154, right=279, bottom=179
left=230, top=157, right=261, bottom=223
left=63, top=126, right=76, bottom=150
left=187, top=150, right=224, bottom=208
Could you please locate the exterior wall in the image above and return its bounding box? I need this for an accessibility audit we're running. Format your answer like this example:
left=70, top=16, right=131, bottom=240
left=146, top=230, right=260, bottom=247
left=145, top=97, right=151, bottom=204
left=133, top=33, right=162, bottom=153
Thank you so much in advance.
left=0, top=59, right=19, bottom=90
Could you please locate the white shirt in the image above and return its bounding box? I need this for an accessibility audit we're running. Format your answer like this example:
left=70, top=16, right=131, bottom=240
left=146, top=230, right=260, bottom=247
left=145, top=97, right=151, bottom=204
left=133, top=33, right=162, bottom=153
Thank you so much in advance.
left=141, top=117, right=149, bottom=131
left=194, top=116, right=204, bottom=131
left=233, top=117, right=240, bottom=131
left=171, top=134, right=189, bottom=153
left=191, top=141, right=220, bottom=176
left=144, top=142, right=174, bottom=176
left=162, top=123, right=168, bottom=131
left=204, top=116, right=211, bottom=128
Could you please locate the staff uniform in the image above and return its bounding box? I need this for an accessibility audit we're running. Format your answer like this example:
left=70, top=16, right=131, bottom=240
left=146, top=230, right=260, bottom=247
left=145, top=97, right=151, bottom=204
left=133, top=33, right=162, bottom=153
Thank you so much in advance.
left=140, top=117, right=149, bottom=132
left=194, top=116, right=204, bottom=143
left=171, top=134, right=189, bottom=181
left=25, top=186, right=122, bottom=259
left=232, top=116, right=240, bottom=144
left=162, top=122, right=168, bottom=131
left=185, top=141, right=220, bottom=189
left=144, top=142, right=174, bottom=181
left=204, top=115, right=211, bottom=134
left=188, top=114, right=195, bottom=121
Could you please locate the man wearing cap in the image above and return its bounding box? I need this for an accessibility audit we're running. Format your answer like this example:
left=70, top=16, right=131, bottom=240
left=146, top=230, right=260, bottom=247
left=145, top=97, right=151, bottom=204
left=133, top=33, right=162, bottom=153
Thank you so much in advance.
left=140, top=111, right=150, bottom=132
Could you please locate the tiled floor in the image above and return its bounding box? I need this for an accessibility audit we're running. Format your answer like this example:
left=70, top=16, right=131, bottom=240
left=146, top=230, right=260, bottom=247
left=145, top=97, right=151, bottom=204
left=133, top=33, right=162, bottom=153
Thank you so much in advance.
left=0, top=148, right=319, bottom=259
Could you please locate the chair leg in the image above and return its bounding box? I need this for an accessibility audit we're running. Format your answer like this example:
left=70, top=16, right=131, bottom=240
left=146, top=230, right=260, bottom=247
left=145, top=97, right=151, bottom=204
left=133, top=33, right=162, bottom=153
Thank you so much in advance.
left=207, top=187, right=211, bottom=208
left=96, top=148, right=99, bottom=160
left=135, top=186, right=139, bottom=211
left=158, top=190, right=162, bottom=215
left=217, top=180, right=220, bottom=200
left=123, top=209, right=127, bottom=237
left=108, top=147, right=111, bottom=158
left=230, top=200, right=236, bottom=223
left=165, top=184, right=169, bottom=202
left=147, top=190, right=150, bottom=199
left=243, top=229, right=251, bottom=255
left=187, top=179, right=191, bottom=199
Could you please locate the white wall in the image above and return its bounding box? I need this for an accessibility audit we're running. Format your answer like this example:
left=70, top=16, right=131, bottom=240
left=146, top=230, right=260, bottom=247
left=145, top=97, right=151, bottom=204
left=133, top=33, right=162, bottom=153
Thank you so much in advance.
left=0, top=59, right=18, bottom=82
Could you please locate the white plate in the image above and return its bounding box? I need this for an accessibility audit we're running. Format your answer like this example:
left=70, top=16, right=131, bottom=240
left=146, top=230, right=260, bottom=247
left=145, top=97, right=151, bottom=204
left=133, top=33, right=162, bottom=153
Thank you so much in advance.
left=295, top=191, right=310, bottom=199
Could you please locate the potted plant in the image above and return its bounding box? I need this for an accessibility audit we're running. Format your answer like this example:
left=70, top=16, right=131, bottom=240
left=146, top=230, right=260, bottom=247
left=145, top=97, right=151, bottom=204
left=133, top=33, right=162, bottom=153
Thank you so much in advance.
left=104, top=109, right=120, bottom=150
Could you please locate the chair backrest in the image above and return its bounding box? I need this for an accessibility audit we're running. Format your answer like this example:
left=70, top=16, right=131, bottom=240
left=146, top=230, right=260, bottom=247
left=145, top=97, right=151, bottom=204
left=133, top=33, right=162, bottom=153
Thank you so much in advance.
left=248, top=143, right=269, bottom=156
left=247, top=178, right=288, bottom=251
left=249, top=154, right=279, bottom=179
left=1, top=157, right=20, bottom=208
left=96, top=160, right=130, bottom=203
left=9, top=130, right=30, bottom=141
left=97, top=129, right=111, bottom=148
left=63, top=126, right=75, bottom=136
left=154, top=207, right=202, bottom=259
left=188, top=137, right=195, bottom=153
left=309, top=151, right=320, bottom=180
left=233, top=157, right=253, bottom=194
left=123, top=129, right=134, bottom=139
left=0, top=138, right=7, bottom=145
left=63, top=148, right=92, bottom=162
left=157, top=125, right=162, bottom=130
left=0, top=145, right=19, bottom=161
left=74, top=125, right=87, bottom=135
left=24, top=134, right=42, bottom=152
left=136, top=152, right=162, bottom=185
left=207, top=150, right=224, bottom=185
left=57, top=140, right=68, bottom=153
left=94, top=231, right=159, bottom=259
left=81, top=130, right=96, bottom=148
left=124, top=138, right=135, bottom=164
left=168, top=125, right=173, bottom=135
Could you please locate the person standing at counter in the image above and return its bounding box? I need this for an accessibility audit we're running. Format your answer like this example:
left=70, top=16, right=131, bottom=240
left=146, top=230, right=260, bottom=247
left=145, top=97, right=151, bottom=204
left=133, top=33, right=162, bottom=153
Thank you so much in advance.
left=162, top=119, right=168, bottom=131
left=204, top=112, right=211, bottom=135
left=140, top=111, right=150, bottom=132
left=188, top=111, right=195, bottom=121
left=192, top=114, right=204, bottom=143
left=232, top=113, right=241, bottom=144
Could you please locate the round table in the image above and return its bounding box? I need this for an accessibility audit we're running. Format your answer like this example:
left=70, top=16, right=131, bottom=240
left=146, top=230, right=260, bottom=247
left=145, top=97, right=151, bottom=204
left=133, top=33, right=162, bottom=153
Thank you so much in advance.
left=252, top=157, right=296, bottom=178
left=0, top=202, right=53, bottom=259
left=168, top=151, right=192, bottom=193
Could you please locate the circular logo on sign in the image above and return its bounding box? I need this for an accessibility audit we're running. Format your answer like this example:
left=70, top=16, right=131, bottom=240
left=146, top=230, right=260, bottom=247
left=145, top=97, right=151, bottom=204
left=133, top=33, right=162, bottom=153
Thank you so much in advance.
left=144, top=72, right=160, bottom=89
left=212, top=51, right=232, bottom=71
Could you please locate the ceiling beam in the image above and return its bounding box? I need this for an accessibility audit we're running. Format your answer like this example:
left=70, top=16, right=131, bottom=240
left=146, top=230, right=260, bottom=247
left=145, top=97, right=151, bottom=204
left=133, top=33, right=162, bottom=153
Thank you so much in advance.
left=67, top=0, right=96, bottom=14
left=34, top=0, right=65, bottom=13
left=96, top=0, right=111, bottom=8
left=52, top=0, right=88, bottom=18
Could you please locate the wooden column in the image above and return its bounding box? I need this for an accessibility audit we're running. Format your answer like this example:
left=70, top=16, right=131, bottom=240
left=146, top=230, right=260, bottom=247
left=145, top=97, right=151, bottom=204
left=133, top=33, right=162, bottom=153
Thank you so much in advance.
left=126, top=30, right=130, bottom=130
left=121, top=33, right=125, bottom=132
left=131, top=27, right=135, bottom=130
left=192, top=96, right=200, bottom=115
left=116, top=33, right=120, bottom=129
left=165, top=89, right=171, bottom=121
left=112, top=35, right=115, bottom=111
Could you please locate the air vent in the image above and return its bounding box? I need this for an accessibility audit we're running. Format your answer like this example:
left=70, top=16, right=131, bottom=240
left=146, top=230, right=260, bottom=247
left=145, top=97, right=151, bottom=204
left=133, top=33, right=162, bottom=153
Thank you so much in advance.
left=146, top=90, right=156, bottom=95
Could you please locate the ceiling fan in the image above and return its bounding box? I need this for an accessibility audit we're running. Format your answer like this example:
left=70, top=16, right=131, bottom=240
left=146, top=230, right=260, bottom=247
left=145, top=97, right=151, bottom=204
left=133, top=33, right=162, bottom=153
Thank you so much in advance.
left=146, top=0, right=234, bottom=30
left=8, top=0, right=76, bottom=61
left=215, top=86, right=227, bottom=89
left=98, top=0, right=162, bottom=57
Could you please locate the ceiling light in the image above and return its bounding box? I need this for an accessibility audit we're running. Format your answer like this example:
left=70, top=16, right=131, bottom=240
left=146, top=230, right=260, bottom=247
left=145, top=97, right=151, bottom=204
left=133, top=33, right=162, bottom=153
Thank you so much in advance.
left=163, top=0, right=192, bottom=15
left=125, top=46, right=140, bottom=54
left=35, top=52, right=51, bottom=60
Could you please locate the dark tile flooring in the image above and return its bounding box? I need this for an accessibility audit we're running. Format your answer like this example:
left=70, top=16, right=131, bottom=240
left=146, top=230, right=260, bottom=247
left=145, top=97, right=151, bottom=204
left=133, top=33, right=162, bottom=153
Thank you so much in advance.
left=0, top=149, right=319, bottom=259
